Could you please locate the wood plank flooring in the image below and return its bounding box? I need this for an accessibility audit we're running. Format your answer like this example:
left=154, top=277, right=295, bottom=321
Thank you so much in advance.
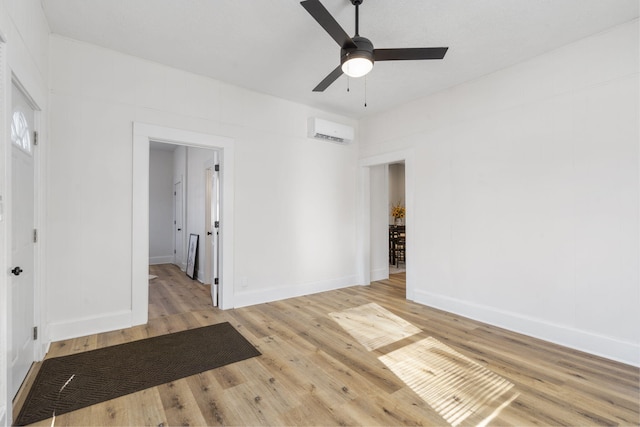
left=14, top=264, right=640, bottom=426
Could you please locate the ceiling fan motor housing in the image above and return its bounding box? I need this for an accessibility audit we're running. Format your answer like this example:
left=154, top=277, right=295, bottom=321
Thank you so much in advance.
left=340, top=36, right=374, bottom=66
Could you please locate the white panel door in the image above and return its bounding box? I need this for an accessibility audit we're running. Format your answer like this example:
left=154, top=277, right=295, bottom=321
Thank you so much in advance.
left=204, top=167, right=213, bottom=285
left=174, top=181, right=184, bottom=267
left=211, top=163, right=220, bottom=306
left=10, top=82, right=36, bottom=398
left=204, top=163, right=220, bottom=306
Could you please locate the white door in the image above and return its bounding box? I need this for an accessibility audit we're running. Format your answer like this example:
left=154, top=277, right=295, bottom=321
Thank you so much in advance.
left=10, top=82, right=36, bottom=398
left=204, top=168, right=213, bottom=285
left=174, top=181, right=184, bottom=268
left=204, top=164, right=221, bottom=306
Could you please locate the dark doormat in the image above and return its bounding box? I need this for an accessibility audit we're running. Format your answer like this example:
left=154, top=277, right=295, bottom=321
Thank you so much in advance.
left=15, top=322, right=260, bottom=426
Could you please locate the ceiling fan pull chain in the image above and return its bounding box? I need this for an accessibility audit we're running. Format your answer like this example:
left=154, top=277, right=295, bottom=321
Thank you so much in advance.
left=347, top=76, right=350, bottom=92
left=364, top=76, right=367, bottom=107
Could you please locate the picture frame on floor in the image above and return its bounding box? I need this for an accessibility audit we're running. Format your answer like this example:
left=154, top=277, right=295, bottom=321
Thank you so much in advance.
left=186, top=233, right=199, bottom=279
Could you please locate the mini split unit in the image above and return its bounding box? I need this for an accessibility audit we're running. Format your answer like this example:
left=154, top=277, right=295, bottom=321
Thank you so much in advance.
left=307, top=117, right=354, bottom=144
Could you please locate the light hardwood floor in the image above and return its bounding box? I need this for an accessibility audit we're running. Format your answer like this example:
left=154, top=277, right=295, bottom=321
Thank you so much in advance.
left=14, top=264, right=640, bottom=426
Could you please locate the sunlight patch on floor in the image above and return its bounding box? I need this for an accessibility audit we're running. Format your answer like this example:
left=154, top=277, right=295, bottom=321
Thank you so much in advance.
left=329, top=303, right=422, bottom=351
left=379, top=337, right=518, bottom=426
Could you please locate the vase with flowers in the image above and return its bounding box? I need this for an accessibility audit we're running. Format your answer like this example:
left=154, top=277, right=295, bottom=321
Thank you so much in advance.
left=391, top=202, right=405, bottom=225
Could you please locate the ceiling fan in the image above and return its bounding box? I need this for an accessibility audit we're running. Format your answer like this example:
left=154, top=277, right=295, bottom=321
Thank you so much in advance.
left=300, top=0, right=449, bottom=92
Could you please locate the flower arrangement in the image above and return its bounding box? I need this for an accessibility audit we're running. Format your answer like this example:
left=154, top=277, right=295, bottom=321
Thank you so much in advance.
left=391, top=202, right=405, bottom=219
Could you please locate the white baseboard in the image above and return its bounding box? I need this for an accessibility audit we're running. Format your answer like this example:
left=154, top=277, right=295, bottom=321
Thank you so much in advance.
left=234, top=275, right=359, bottom=308
left=197, top=268, right=206, bottom=284
left=414, top=290, right=640, bottom=367
left=38, top=323, right=51, bottom=359
left=149, top=256, right=174, bottom=265
left=48, top=310, right=133, bottom=342
left=370, top=267, right=389, bottom=282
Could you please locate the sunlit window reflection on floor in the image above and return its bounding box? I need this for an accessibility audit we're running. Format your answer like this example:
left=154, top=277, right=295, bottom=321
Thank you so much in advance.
left=330, top=303, right=519, bottom=425
left=379, top=337, right=520, bottom=426
left=329, top=303, right=422, bottom=351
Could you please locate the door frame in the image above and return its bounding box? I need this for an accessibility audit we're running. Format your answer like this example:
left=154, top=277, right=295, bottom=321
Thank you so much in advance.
left=132, top=123, right=235, bottom=325
left=0, top=31, right=8, bottom=425
left=358, top=149, right=415, bottom=299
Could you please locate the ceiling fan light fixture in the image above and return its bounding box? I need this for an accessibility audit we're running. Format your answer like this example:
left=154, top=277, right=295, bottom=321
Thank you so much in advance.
left=301, top=0, right=448, bottom=92
left=340, top=36, right=374, bottom=78
left=341, top=56, right=373, bottom=78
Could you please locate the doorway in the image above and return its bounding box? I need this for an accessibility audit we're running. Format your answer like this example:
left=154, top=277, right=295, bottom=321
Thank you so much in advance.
left=358, top=150, right=414, bottom=300
left=9, top=80, right=38, bottom=398
left=132, top=122, right=235, bottom=325
left=148, top=143, right=220, bottom=305
left=388, top=162, right=406, bottom=275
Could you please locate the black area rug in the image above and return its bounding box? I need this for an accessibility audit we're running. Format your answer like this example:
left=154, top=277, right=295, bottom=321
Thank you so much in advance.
left=15, top=322, right=260, bottom=426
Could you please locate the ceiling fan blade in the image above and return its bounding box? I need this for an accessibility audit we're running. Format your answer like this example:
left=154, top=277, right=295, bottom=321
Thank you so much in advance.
left=301, top=0, right=357, bottom=49
left=374, top=47, right=448, bottom=61
left=313, top=65, right=344, bottom=92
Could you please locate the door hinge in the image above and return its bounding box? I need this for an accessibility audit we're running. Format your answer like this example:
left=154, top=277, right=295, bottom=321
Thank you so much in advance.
left=174, top=191, right=176, bottom=195
left=214, top=221, right=219, bottom=228
left=174, top=249, right=176, bottom=254
left=33, top=326, right=38, bottom=340
left=33, top=131, right=38, bottom=146
left=214, top=164, right=220, bottom=172
left=33, top=229, right=38, bottom=243
left=214, top=278, right=219, bottom=285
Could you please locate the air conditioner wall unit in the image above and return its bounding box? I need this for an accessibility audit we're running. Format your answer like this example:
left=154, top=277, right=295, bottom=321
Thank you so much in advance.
left=307, top=117, right=354, bottom=144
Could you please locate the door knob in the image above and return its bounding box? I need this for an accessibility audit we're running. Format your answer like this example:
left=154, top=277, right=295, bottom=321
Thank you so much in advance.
left=207, top=231, right=213, bottom=235
left=11, top=266, right=23, bottom=276
left=177, top=228, right=182, bottom=231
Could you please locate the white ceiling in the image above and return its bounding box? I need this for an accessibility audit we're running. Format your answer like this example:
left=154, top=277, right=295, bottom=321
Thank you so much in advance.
left=42, top=0, right=638, bottom=118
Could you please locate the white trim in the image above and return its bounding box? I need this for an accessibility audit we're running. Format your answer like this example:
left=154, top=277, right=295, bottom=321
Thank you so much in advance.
left=149, top=256, right=174, bottom=265
left=370, top=267, right=388, bottom=282
left=197, top=267, right=206, bottom=283
left=133, top=123, right=235, bottom=327
left=0, top=31, right=9, bottom=427
left=48, top=310, right=132, bottom=342
left=234, top=275, right=358, bottom=308
left=415, top=289, right=640, bottom=367
left=358, top=149, right=415, bottom=299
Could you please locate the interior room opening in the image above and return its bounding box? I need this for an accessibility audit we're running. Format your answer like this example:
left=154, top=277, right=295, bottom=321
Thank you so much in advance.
left=388, top=162, right=406, bottom=275
left=369, top=160, right=407, bottom=297
left=148, top=141, right=220, bottom=307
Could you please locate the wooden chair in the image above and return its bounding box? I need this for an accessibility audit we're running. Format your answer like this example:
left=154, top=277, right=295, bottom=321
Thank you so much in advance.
left=389, top=225, right=406, bottom=267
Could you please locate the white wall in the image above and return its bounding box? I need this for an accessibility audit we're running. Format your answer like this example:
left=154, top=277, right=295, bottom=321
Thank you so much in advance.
left=46, top=35, right=358, bottom=340
left=388, top=163, right=405, bottom=224
left=0, top=0, right=50, bottom=424
left=369, top=164, right=389, bottom=281
left=149, top=148, right=174, bottom=265
left=359, top=20, right=640, bottom=366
